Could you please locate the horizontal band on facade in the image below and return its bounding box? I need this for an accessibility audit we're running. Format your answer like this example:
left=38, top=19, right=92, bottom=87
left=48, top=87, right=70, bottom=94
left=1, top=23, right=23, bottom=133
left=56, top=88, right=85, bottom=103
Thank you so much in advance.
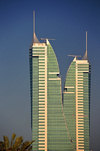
left=39, top=117, right=45, bottom=119
left=38, top=145, right=45, bottom=147
left=39, top=102, right=45, bottom=104
left=33, top=43, right=46, bottom=46
left=78, top=75, right=83, bottom=77
left=78, top=118, right=84, bottom=120
left=39, top=58, right=45, bottom=60
left=39, top=63, right=45, bottom=66
left=39, top=132, right=45, bottom=134
left=63, top=92, right=74, bottom=94
left=39, top=84, right=45, bottom=86
left=39, top=96, right=45, bottom=98
left=39, top=72, right=45, bottom=74
left=39, top=78, right=45, bottom=80
left=32, top=55, right=39, bottom=57
left=38, top=148, right=45, bottom=150
left=48, top=78, right=61, bottom=80
left=78, top=137, right=84, bottom=140
left=49, top=72, right=60, bottom=74
left=39, top=100, right=45, bottom=102
left=39, top=90, right=45, bottom=92
left=76, top=60, right=89, bottom=64
left=39, top=69, right=45, bottom=71
left=39, top=105, right=45, bottom=107
left=32, top=54, right=45, bottom=57
left=65, top=86, right=75, bottom=88
left=39, top=75, right=45, bottom=77
left=39, top=82, right=45, bottom=84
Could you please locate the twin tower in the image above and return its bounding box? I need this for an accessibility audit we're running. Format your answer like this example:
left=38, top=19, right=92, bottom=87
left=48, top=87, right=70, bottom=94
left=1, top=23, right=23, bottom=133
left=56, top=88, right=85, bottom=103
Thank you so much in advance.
left=29, top=12, right=91, bottom=151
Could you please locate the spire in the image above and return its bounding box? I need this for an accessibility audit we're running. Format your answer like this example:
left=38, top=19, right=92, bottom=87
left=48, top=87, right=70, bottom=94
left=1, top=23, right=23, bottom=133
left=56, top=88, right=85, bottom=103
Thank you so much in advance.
left=83, top=31, right=88, bottom=60
left=33, top=11, right=39, bottom=43
left=33, top=10, right=35, bottom=36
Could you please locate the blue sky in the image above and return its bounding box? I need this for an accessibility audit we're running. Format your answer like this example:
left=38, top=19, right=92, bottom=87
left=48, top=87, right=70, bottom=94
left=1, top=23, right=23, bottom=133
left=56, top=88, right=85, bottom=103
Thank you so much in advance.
left=0, top=0, right=100, bottom=150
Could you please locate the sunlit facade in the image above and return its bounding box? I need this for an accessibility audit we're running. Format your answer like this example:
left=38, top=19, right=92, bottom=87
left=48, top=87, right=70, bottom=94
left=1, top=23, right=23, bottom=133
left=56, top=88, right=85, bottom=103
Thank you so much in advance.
left=63, top=57, right=90, bottom=151
left=29, top=37, right=68, bottom=150
left=29, top=14, right=91, bottom=151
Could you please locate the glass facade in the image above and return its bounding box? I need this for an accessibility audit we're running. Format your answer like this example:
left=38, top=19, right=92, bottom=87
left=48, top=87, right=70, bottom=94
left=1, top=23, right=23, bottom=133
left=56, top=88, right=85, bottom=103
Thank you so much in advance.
left=29, top=43, right=47, bottom=150
left=47, top=41, right=67, bottom=151
left=29, top=39, right=90, bottom=151
left=63, top=57, right=90, bottom=151
left=63, top=61, right=76, bottom=150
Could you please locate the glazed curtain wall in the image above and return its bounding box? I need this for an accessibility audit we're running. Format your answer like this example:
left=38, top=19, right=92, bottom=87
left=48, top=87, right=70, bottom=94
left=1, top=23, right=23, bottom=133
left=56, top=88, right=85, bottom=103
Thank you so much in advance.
left=63, top=61, right=76, bottom=151
left=47, top=43, right=67, bottom=151
left=29, top=50, right=39, bottom=150
left=30, top=41, right=90, bottom=151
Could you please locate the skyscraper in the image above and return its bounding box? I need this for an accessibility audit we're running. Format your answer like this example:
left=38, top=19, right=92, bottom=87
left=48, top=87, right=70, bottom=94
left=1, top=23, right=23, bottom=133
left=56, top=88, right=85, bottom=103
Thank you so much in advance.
left=63, top=58, right=90, bottom=150
left=63, top=32, right=90, bottom=151
left=29, top=32, right=68, bottom=151
left=29, top=12, right=91, bottom=151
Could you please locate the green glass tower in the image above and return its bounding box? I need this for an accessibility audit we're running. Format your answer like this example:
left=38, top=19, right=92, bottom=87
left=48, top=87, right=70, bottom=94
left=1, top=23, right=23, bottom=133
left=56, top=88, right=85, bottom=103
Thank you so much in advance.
left=29, top=37, right=69, bottom=150
left=63, top=32, right=90, bottom=151
left=29, top=13, right=91, bottom=151
left=63, top=57, right=90, bottom=151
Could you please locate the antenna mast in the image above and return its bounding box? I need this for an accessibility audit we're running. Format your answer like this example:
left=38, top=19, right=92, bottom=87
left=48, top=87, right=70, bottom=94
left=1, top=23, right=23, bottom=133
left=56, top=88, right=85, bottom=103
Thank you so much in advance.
left=32, top=11, right=39, bottom=43
left=33, top=11, right=35, bottom=35
left=86, top=31, right=87, bottom=57
left=83, top=31, right=88, bottom=60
